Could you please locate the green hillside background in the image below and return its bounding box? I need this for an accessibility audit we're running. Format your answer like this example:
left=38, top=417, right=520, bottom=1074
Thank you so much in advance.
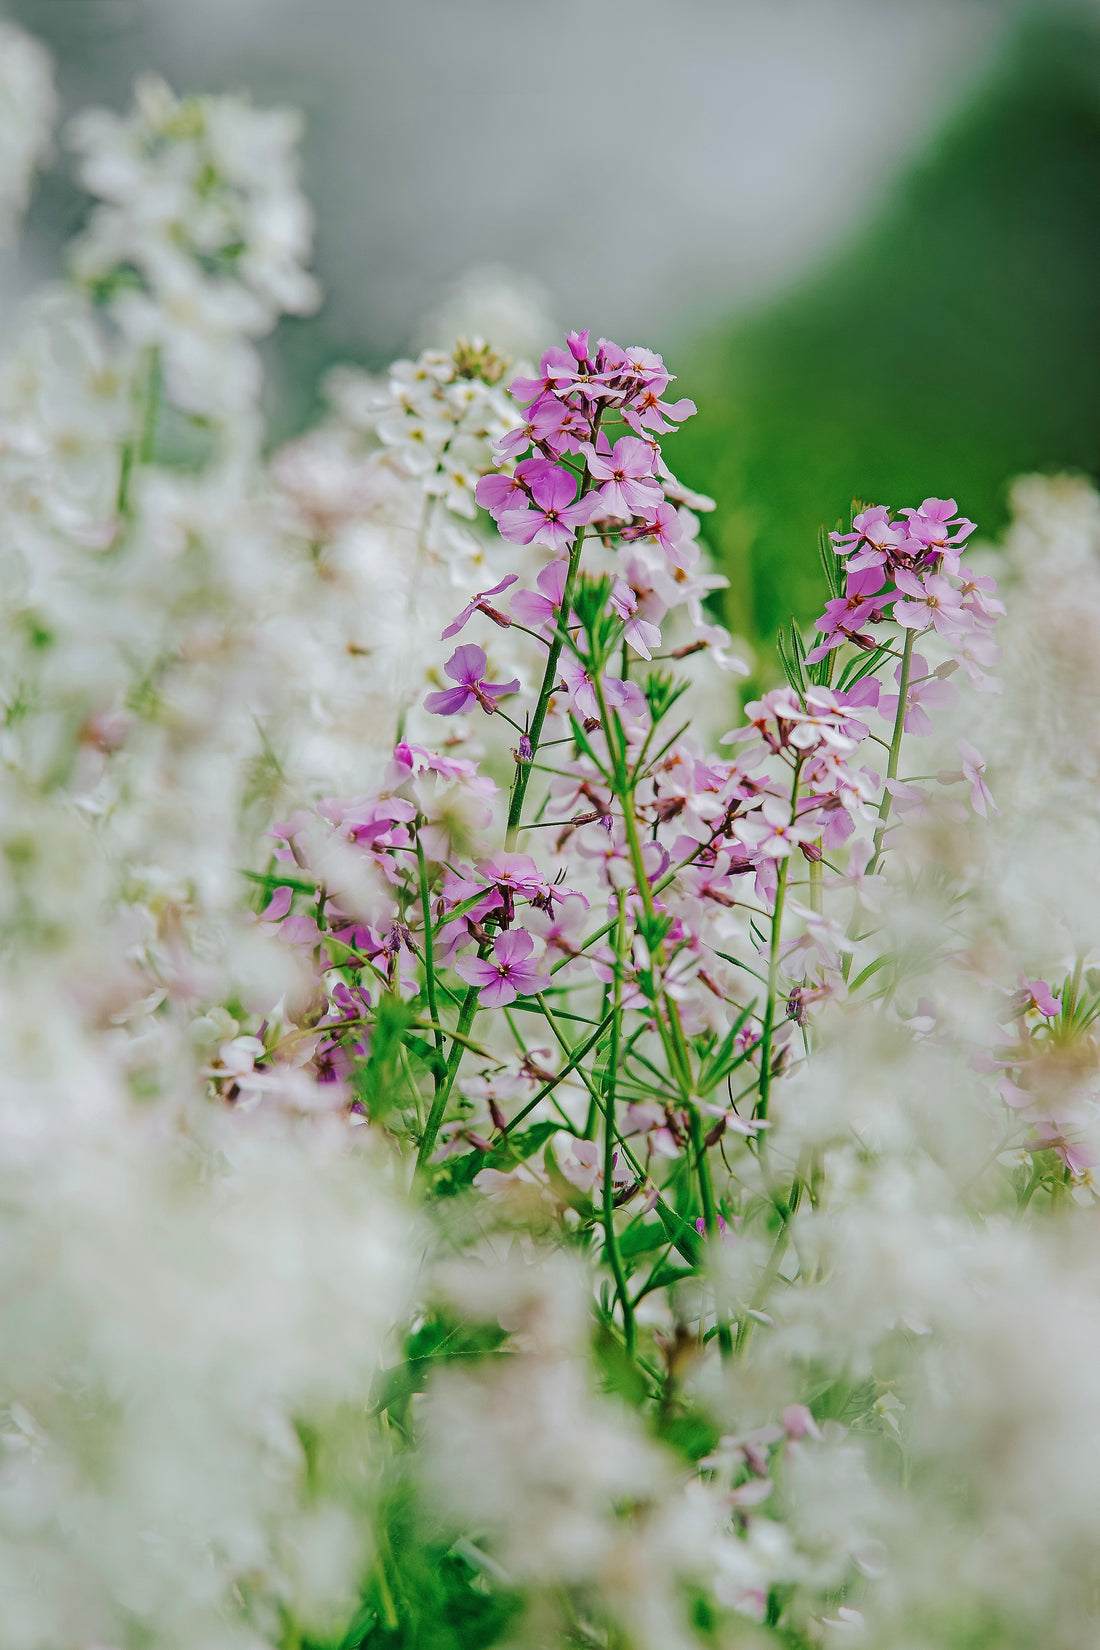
left=672, top=12, right=1100, bottom=652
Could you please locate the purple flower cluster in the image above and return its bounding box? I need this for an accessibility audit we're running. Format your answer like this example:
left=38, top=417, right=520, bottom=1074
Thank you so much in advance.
left=477, top=333, right=695, bottom=558
left=810, top=499, right=1004, bottom=688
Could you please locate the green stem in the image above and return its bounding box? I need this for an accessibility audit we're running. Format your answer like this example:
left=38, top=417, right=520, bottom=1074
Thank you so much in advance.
left=756, top=762, right=802, bottom=1122
left=416, top=984, right=480, bottom=1170
left=689, top=1104, right=733, bottom=1360
left=504, top=532, right=584, bottom=849
left=503, top=409, right=606, bottom=850
left=415, top=837, right=444, bottom=1084
left=138, top=345, right=161, bottom=466
left=603, top=898, right=635, bottom=1354
left=868, top=627, right=915, bottom=875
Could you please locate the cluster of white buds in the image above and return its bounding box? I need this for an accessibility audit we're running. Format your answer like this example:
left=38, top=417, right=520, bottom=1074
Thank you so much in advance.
left=348, top=339, right=521, bottom=517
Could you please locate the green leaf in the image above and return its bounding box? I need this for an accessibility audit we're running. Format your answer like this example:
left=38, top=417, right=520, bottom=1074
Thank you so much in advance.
left=435, top=1121, right=562, bottom=1194
left=654, top=1197, right=704, bottom=1266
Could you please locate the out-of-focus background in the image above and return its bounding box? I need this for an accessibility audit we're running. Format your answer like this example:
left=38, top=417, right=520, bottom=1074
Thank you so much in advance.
left=10, top=0, right=1100, bottom=644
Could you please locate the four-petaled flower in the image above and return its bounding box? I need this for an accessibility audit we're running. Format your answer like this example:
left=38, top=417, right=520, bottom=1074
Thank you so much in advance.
left=497, top=464, right=597, bottom=553
left=584, top=435, right=663, bottom=520
left=455, top=928, right=547, bottom=1008
left=424, top=644, right=520, bottom=717
left=442, top=574, right=518, bottom=639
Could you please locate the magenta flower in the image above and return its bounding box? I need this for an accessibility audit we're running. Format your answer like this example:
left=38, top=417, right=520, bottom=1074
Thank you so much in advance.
left=493, top=396, right=569, bottom=462
left=497, top=464, right=596, bottom=553
left=583, top=435, right=663, bottom=520
left=899, top=497, right=976, bottom=564
left=619, top=499, right=689, bottom=568
left=455, top=928, right=547, bottom=1008
left=831, top=506, right=912, bottom=574
left=441, top=574, right=518, bottom=639
left=509, top=348, right=585, bottom=406
left=806, top=566, right=894, bottom=660
left=623, top=387, right=696, bottom=436
left=424, top=645, right=520, bottom=717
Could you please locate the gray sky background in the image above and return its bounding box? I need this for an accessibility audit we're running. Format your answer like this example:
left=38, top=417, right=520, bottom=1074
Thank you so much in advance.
left=9, top=0, right=1031, bottom=357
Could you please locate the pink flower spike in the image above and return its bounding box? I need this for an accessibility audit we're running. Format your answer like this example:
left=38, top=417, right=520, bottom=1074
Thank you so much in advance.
left=424, top=645, right=520, bottom=717
left=442, top=575, right=519, bottom=639
left=455, top=928, right=547, bottom=1008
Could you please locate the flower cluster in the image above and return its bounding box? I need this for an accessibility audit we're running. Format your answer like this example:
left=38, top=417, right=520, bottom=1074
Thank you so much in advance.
left=812, top=497, right=1004, bottom=690
left=68, top=73, right=320, bottom=421
left=2, top=22, right=1100, bottom=1650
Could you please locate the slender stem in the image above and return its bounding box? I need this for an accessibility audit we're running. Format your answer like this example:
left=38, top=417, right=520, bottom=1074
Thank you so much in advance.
left=415, top=838, right=443, bottom=1084
left=808, top=855, right=822, bottom=914
left=755, top=760, right=802, bottom=1122
left=755, top=855, right=789, bottom=1123
left=603, top=898, right=635, bottom=1354
left=416, top=984, right=480, bottom=1170
left=690, top=1104, right=733, bottom=1360
left=138, top=345, right=161, bottom=466
left=502, top=1008, right=615, bottom=1134
left=116, top=345, right=160, bottom=523
left=504, top=409, right=603, bottom=847
left=869, top=628, right=915, bottom=875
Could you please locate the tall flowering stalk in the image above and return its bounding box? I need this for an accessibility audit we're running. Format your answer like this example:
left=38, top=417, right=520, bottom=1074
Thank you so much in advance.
left=5, top=26, right=1100, bottom=1650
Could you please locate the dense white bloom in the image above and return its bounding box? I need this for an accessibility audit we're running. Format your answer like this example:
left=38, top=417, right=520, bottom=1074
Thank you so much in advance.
left=68, top=74, right=318, bottom=420
left=0, top=22, right=55, bottom=245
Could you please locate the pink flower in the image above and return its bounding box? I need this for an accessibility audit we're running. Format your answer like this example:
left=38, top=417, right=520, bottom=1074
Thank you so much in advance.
left=559, top=655, right=647, bottom=722
left=510, top=558, right=568, bottom=638
left=1018, top=975, right=1060, bottom=1018
left=583, top=435, right=663, bottom=520
left=899, top=497, right=976, bottom=565
left=1029, top=1122, right=1097, bottom=1180
left=955, top=737, right=998, bottom=818
left=956, top=565, right=1005, bottom=626
left=455, top=928, right=547, bottom=1008
left=824, top=836, right=886, bottom=911
left=892, top=569, right=970, bottom=638
left=492, top=395, right=569, bottom=462
left=620, top=499, right=690, bottom=569
left=877, top=653, right=958, bottom=735
left=509, top=348, right=586, bottom=406
left=737, top=796, right=819, bottom=860
left=806, top=566, right=894, bottom=661
left=497, top=464, right=596, bottom=553
left=609, top=577, right=662, bottom=658
left=476, top=454, right=559, bottom=514
left=441, top=574, right=518, bottom=639
left=424, top=644, right=520, bottom=717
left=831, top=505, right=912, bottom=574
